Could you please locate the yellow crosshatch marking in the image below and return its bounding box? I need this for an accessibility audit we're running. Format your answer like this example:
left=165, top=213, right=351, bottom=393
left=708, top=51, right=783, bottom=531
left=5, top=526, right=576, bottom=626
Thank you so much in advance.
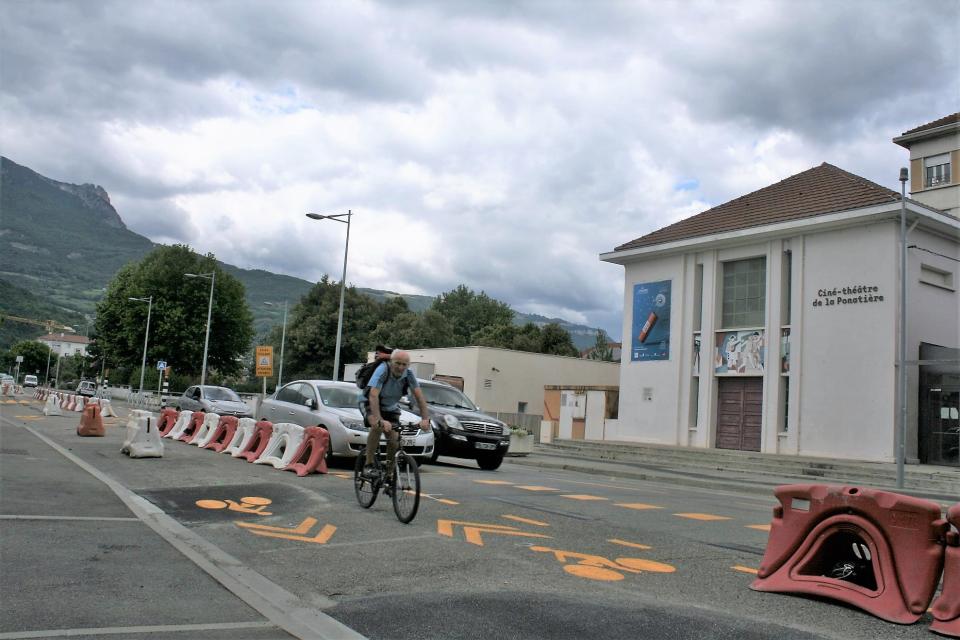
left=530, top=546, right=675, bottom=581
left=437, top=519, right=551, bottom=546
left=732, top=565, right=759, bottom=575
left=561, top=494, right=608, bottom=501
left=746, top=524, right=771, bottom=531
left=516, top=486, right=558, bottom=492
left=473, top=480, right=513, bottom=485
left=615, top=503, right=662, bottom=510
left=673, top=513, right=731, bottom=521
left=196, top=496, right=272, bottom=516
left=609, top=538, right=652, bottom=550
left=502, top=515, right=549, bottom=526
left=237, top=517, right=336, bottom=545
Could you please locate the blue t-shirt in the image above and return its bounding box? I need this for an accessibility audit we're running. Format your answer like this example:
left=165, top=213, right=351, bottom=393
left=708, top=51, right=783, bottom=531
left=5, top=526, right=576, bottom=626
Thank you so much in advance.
left=367, top=362, right=420, bottom=413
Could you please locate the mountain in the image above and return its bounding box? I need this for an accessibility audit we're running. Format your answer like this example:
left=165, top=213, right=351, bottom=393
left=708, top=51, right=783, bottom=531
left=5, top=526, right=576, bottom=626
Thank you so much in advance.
left=0, top=157, right=601, bottom=349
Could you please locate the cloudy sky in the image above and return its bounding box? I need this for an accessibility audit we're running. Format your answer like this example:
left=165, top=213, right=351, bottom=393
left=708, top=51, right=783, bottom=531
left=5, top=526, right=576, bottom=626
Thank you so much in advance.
left=2, top=0, right=957, bottom=338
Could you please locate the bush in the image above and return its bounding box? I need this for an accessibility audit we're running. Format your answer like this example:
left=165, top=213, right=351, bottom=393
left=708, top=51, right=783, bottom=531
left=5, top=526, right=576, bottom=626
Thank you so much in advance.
left=509, top=425, right=531, bottom=436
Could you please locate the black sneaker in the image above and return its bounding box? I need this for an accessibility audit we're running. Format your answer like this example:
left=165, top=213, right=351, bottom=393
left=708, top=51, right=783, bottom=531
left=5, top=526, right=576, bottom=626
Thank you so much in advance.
left=363, top=464, right=379, bottom=479
left=384, top=483, right=394, bottom=497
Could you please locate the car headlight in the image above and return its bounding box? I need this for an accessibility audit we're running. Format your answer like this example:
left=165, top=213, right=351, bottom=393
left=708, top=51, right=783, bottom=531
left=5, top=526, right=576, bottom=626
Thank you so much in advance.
left=443, top=414, right=460, bottom=430
left=341, top=417, right=367, bottom=432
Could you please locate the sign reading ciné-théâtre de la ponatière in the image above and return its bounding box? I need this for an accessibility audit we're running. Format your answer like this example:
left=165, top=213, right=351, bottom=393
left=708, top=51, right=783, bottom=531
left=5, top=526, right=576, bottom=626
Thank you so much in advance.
left=812, top=285, right=884, bottom=308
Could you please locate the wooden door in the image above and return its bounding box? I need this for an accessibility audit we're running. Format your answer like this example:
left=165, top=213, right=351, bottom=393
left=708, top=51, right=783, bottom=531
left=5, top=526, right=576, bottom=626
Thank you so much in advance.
left=716, top=378, right=763, bottom=451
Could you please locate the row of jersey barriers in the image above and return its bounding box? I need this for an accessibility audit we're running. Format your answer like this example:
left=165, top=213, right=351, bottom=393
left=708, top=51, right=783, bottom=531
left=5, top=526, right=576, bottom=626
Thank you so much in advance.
left=36, top=387, right=118, bottom=418
left=148, top=407, right=330, bottom=476
left=751, top=484, right=959, bottom=636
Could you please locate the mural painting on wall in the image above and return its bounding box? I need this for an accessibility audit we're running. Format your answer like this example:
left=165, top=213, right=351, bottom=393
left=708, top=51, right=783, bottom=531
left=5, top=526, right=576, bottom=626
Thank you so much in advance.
left=631, top=280, right=671, bottom=362
left=714, top=329, right=766, bottom=375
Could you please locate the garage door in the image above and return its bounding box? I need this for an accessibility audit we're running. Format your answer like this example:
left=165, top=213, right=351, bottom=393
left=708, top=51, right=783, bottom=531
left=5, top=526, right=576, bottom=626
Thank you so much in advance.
left=716, top=378, right=763, bottom=451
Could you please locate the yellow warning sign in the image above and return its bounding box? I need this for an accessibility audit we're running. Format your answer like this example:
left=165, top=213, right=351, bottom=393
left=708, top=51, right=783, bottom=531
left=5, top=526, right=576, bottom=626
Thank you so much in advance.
left=255, top=345, right=273, bottom=377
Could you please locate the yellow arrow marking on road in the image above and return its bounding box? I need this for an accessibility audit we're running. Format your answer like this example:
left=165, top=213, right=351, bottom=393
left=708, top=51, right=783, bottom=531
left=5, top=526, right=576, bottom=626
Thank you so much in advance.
left=561, top=494, right=608, bottom=501
left=516, top=486, right=557, bottom=491
left=437, top=519, right=551, bottom=546
left=236, top=517, right=336, bottom=544
left=746, top=524, right=771, bottom=531
left=615, top=503, right=662, bottom=510
left=473, top=480, right=513, bottom=485
left=608, top=538, right=652, bottom=550
left=732, top=565, right=759, bottom=575
left=673, top=513, right=731, bottom=521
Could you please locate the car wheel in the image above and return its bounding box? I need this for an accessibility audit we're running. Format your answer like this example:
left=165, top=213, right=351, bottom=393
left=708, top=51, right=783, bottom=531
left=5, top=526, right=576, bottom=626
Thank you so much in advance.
left=476, top=452, right=504, bottom=471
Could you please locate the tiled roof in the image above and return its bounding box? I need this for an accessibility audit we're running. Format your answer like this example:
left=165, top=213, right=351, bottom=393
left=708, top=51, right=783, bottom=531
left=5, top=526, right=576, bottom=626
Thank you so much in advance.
left=38, top=333, right=90, bottom=344
left=614, top=163, right=900, bottom=252
left=901, top=112, right=959, bottom=136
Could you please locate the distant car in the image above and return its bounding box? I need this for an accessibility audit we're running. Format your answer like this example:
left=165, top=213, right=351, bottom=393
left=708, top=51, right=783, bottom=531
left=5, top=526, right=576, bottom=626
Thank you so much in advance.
left=404, top=379, right=510, bottom=470
left=258, top=379, right=434, bottom=462
left=23, top=375, right=38, bottom=387
left=0, top=374, right=14, bottom=387
left=76, top=381, right=97, bottom=397
left=175, top=385, right=252, bottom=418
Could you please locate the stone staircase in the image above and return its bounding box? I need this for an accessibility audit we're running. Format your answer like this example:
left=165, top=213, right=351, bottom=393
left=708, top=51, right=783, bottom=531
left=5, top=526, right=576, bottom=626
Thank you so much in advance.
left=532, top=439, right=960, bottom=498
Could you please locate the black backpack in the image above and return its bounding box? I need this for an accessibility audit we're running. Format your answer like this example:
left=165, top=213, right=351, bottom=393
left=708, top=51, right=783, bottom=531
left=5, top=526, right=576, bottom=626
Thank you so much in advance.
left=356, top=360, right=410, bottom=398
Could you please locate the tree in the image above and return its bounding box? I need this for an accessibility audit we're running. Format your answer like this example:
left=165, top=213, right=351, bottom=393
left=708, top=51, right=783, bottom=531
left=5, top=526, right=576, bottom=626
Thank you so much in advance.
left=588, top=328, right=615, bottom=361
left=431, top=285, right=514, bottom=346
left=91, top=244, right=254, bottom=383
left=1, top=340, right=53, bottom=380
left=371, top=309, right=456, bottom=350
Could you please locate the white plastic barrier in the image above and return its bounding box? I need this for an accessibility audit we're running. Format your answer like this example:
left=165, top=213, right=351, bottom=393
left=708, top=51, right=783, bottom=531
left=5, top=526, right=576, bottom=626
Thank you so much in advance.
left=226, top=418, right=257, bottom=456
left=1, top=383, right=13, bottom=397
left=73, top=396, right=86, bottom=412
left=42, top=394, right=63, bottom=416
left=100, top=399, right=118, bottom=417
left=121, top=411, right=163, bottom=458
left=191, top=413, right=221, bottom=447
left=166, top=410, right=193, bottom=439
left=254, top=422, right=305, bottom=469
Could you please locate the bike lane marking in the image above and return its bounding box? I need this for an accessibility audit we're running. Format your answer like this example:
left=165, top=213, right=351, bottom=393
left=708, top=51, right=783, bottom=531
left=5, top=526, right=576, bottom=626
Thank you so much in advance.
left=673, top=512, right=732, bottom=521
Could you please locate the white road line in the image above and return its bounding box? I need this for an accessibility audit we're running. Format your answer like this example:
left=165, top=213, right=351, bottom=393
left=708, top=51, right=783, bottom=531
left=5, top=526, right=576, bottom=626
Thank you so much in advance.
left=0, top=621, right=274, bottom=639
left=11, top=419, right=366, bottom=640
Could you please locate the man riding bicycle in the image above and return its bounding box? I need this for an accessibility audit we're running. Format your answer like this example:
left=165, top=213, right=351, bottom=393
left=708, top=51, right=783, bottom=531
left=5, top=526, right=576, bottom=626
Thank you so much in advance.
left=362, top=350, right=431, bottom=479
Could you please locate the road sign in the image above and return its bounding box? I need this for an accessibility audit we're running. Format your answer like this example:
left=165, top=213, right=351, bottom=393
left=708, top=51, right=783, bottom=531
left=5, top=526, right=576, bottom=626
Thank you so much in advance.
left=255, top=346, right=273, bottom=377
left=15, top=355, right=23, bottom=363
left=156, top=360, right=167, bottom=370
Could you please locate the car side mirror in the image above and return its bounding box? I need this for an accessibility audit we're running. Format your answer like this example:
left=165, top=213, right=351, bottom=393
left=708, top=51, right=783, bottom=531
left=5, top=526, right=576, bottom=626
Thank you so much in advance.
left=305, top=398, right=316, bottom=409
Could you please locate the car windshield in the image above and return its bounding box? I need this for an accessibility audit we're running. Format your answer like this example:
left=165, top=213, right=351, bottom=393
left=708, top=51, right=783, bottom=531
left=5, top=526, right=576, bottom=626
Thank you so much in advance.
left=317, top=386, right=360, bottom=409
left=205, top=387, right=240, bottom=402
left=421, top=384, right=476, bottom=410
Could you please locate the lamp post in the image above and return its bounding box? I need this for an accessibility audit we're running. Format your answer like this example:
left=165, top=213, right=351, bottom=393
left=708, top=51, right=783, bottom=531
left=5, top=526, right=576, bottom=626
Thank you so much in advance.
left=185, top=272, right=215, bottom=386
left=128, top=296, right=153, bottom=395
left=897, top=167, right=908, bottom=489
left=264, top=300, right=288, bottom=389
left=305, top=210, right=352, bottom=380
left=44, top=346, right=52, bottom=385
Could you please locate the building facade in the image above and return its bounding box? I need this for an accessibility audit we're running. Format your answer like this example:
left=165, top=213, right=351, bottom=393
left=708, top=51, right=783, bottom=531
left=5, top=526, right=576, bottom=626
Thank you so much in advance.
left=36, top=333, right=90, bottom=357
left=601, top=116, right=959, bottom=465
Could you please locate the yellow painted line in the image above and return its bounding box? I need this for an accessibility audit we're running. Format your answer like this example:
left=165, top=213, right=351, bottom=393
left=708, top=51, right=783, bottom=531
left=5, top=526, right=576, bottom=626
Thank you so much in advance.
left=732, top=565, right=759, bottom=575
left=674, top=513, right=732, bottom=521
left=331, top=472, right=352, bottom=479
left=502, top=515, right=549, bottom=526
left=746, top=524, right=771, bottom=531
left=615, top=503, right=663, bottom=510
left=236, top=517, right=315, bottom=535
left=608, top=538, right=652, bottom=550
left=473, top=480, right=513, bottom=485
left=516, top=485, right=558, bottom=492
left=423, top=493, right=459, bottom=505
left=561, top=494, right=608, bottom=501
left=15, top=416, right=44, bottom=420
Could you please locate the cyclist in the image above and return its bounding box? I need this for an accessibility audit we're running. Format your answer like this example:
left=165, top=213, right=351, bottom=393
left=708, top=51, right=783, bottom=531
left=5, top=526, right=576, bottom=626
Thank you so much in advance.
left=362, top=350, right=430, bottom=480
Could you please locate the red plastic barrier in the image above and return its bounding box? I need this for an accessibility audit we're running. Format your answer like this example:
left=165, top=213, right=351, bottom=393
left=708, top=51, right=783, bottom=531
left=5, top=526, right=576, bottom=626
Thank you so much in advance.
left=932, top=503, right=960, bottom=637
left=157, top=408, right=179, bottom=437
left=750, top=484, right=947, bottom=624
left=76, top=404, right=105, bottom=437
left=178, top=411, right=205, bottom=443
left=203, top=415, right=239, bottom=452
left=238, top=420, right=273, bottom=462
left=283, top=426, right=330, bottom=476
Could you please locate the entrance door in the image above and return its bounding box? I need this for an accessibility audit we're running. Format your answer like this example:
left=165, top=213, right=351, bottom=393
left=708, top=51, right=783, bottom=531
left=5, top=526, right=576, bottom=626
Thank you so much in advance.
left=920, top=386, right=959, bottom=466
left=716, top=378, right=763, bottom=451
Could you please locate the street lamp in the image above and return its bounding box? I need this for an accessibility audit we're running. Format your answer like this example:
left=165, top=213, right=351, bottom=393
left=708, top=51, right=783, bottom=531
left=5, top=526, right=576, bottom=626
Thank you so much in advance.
left=128, top=296, right=153, bottom=395
left=185, top=272, right=215, bottom=386
left=264, top=300, right=288, bottom=389
left=897, top=167, right=908, bottom=489
left=305, top=210, right=352, bottom=380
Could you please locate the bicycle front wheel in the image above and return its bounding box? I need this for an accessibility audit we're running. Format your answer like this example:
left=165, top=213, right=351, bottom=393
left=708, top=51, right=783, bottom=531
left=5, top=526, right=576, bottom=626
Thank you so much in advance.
left=392, top=451, right=421, bottom=523
left=354, top=451, right=380, bottom=509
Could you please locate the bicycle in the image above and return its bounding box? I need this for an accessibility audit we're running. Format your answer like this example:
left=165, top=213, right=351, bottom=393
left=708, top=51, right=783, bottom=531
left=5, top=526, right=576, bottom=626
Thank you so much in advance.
left=354, top=441, right=421, bottom=524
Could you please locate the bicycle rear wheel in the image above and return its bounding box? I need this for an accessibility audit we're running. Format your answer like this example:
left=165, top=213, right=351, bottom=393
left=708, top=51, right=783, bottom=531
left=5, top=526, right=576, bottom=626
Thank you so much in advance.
left=354, top=451, right=381, bottom=509
left=391, top=451, right=421, bottom=523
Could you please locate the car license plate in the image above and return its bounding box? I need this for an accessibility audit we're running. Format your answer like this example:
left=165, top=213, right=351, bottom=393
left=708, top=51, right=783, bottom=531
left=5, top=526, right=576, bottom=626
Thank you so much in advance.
left=475, top=442, right=496, bottom=450
left=401, top=437, right=416, bottom=447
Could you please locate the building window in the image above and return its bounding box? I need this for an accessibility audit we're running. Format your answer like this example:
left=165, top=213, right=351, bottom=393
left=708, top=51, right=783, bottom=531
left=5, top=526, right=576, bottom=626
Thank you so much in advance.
left=721, top=257, right=766, bottom=328
left=780, top=378, right=790, bottom=433
left=924, top=153, right=951, bottom=187
left=517, top=401, right=528, bottom=414
left=920, top=263, right=955, bottom=291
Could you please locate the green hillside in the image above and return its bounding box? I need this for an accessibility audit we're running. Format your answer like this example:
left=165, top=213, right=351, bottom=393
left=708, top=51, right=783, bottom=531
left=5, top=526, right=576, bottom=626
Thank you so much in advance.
left=0, top=278, right=86, bottom=349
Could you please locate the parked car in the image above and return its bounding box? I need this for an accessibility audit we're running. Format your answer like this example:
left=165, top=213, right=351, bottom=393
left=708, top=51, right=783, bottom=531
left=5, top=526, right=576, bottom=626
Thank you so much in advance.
left=404, top=378, right=510, bottom=470
left=175, top=385, right=252, bottom=418
left=76, top=380, right=98, bottom=396
left=258, top=379, right=434, bottom=462
left=23, top=375, right=38, bottom=387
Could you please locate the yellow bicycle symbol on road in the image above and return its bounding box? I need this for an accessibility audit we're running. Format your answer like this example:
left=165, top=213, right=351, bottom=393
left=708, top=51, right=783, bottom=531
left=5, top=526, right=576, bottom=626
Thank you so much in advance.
left=530, top=545, right=676, bottom=581
left=195, top=496, right=273, bottom=516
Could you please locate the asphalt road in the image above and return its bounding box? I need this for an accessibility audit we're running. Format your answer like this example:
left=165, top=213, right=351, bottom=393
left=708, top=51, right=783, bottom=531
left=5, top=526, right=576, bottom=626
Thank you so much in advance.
left=0, top=396, right=943, bottom=639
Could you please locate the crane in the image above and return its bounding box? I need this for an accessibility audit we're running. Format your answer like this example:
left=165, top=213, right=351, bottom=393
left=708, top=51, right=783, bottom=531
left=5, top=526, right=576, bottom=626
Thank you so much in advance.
left=0, top=314, right=75, bottom=333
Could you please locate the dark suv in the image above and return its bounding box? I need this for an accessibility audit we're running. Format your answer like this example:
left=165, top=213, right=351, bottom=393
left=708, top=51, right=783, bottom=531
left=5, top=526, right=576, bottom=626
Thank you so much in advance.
left=405, top=379, right=510, bottom=470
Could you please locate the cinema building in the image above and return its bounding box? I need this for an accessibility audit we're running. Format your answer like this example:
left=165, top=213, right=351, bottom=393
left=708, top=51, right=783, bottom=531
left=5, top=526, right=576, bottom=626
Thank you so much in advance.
left=601, top=114, right=959, bottom=466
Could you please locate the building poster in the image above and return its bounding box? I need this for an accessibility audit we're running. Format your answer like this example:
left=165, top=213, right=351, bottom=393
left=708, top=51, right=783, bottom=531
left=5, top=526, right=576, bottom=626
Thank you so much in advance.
left=631, top=280, right=671, bottom=361
left=714, top=329, right=766, bottom=375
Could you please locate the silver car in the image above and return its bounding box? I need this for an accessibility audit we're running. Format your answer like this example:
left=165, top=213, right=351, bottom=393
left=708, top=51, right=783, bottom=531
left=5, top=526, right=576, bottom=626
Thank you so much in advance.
left=258, top=379, right=434, bottom=461
left=175, top=385, right=252, bottom=418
